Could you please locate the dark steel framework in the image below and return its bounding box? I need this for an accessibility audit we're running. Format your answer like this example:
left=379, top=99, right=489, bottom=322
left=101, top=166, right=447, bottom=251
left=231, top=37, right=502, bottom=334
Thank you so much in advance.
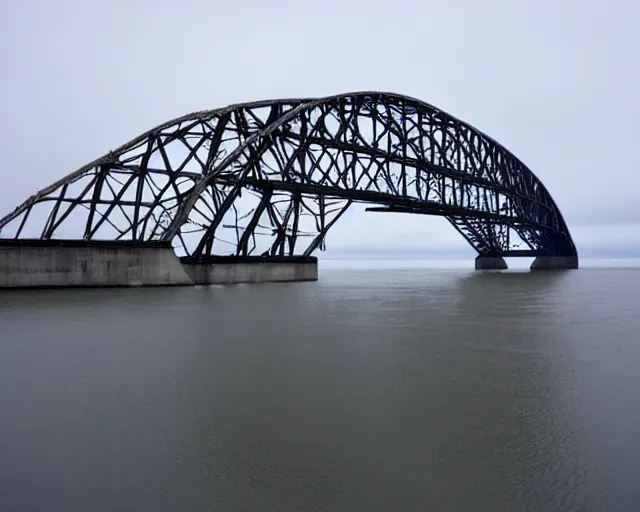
left=0, top=92, right=577, bottom=260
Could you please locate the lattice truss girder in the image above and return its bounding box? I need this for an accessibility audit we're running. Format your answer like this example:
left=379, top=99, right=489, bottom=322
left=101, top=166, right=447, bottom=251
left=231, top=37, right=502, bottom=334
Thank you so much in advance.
left=0, top=92, right=577, bottom=258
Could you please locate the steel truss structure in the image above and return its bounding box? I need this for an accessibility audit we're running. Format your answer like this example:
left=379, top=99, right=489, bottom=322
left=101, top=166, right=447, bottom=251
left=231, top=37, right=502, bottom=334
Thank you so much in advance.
left=0, top=92, right=577, bottom=260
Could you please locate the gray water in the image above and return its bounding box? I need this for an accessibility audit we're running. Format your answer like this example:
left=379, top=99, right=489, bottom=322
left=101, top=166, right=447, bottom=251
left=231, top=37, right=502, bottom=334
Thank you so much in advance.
left=1, top=265, right=639, bottom=511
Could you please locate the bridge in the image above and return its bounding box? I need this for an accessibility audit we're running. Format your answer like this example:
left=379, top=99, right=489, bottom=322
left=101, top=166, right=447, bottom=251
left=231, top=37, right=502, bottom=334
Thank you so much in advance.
left=0, top=92, right=578, bottom=287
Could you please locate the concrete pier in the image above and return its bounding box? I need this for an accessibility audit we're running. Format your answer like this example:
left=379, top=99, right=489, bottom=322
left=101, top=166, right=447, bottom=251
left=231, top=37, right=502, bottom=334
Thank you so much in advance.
left=181, top=255, right=318, bottom=285
left=475, top=256, right=508, bottom=270
left=530, top=255, right=579, bottom=270
left=0, top=241, right=319, bottom=288
left=0, top=240, right=193, bottom=288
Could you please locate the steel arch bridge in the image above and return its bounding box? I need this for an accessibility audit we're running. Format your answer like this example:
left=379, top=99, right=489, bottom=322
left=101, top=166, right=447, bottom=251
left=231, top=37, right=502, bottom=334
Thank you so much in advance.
left=0, top=92, right=577, bottom=265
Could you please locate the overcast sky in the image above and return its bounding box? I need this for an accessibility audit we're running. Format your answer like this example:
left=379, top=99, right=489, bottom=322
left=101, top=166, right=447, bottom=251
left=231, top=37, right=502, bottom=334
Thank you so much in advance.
left=1, top=0, right=638, bottom=259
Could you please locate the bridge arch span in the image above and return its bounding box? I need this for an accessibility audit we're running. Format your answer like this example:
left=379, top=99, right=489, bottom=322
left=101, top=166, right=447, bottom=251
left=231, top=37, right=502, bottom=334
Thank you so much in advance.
left=0, top=91, right=577, bottom=268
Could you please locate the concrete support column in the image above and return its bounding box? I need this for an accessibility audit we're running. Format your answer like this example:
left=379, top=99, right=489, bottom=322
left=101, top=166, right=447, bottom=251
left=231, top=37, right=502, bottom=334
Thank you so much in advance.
left=530, top=255, right=579, bottom=270
left=475, top=256, right=508, bottom=270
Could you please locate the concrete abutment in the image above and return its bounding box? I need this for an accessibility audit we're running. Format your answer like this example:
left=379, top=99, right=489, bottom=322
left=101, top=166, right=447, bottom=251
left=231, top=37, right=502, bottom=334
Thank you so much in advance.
left=0, top=241, right=318, bottom=288
left=530, top=255, right=579, bottom=270
left=475, top=256, right=508, bottom=270
left=180, top=256, right=318, bottom=285
left=475, top=254, right=579, bottom=270
left=0, top=240, right=193, bottom=288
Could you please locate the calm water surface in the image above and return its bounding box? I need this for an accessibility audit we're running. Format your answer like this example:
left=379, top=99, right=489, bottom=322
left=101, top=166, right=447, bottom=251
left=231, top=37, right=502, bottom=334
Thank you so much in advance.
left=1, top=264, right=639, bottom=511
